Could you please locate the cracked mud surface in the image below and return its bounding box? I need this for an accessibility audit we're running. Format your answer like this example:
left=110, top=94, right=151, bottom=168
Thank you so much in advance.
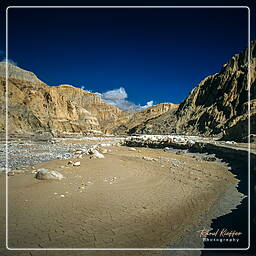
left=0, top=144, right=243, bottom=256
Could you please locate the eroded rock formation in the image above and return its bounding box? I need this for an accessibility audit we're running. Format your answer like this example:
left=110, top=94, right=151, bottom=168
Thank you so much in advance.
left=113, top=102, right=178, bottom=134
left=129, top=41, right=256, bottom=142
left=0, top=63, right=130, bottom=136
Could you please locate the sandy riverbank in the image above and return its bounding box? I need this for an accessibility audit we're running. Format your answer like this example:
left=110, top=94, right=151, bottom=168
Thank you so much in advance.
left=0, top=144, right=244, bottom=256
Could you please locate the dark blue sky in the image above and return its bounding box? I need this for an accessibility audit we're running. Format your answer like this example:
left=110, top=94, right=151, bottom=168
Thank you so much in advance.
left=4, top=7, right=249, bottom=105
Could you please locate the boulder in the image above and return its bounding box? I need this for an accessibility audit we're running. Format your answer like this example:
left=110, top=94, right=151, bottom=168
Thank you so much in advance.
left=92, top=150, right=105, bottom=159
left=35, top=168, right=64, bottom=180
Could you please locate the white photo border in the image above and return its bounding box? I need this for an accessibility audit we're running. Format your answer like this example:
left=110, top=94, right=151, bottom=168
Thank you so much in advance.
left=5, top=5, right=251, bottom=251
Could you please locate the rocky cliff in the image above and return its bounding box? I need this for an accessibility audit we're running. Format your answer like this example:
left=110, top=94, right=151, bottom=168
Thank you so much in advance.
left=0, top=62, right=130, bottom=136
left=113, top=103, right=178, bottom=134
left=129, top=41, right=256, bottom=142
left=1, top=41, right=254, bottom=141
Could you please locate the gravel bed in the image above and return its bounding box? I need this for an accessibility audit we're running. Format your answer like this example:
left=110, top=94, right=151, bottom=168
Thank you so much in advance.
left=0, top=138, right=123, bottom=171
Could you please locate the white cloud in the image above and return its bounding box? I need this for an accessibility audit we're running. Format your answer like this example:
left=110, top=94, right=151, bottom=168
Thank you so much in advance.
left=102, top=87, right=127, bottom=101
left=141, top=100, right=154, bottom=109
left=99, top=87, right=154, bottom=112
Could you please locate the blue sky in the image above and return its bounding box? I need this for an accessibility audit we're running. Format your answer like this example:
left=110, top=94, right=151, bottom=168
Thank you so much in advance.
left=1, top=7, right=251, bottom=109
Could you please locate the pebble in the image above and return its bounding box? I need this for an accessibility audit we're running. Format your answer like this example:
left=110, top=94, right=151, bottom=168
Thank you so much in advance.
left=203, top=156, right=217, bottom=162
left=73, top=161, right=81, bottom=167
left=142, top=156, right=156, bottom=161
left=101, top=148, right=108, bottom=154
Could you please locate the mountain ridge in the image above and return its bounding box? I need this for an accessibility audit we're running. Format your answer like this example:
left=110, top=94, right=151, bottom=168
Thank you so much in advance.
left=129, top=40, right=256, bottom=142
left=1, top=41, right=254, bottom=141
left=0, top=63, right=177, bottom=136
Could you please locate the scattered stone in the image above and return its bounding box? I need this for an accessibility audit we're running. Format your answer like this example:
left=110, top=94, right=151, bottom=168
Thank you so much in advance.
left=129, top=147, right=136, bottom=151
left=73, top=161, right=81, bottom=167
left=100, top=148, right=108, bottom=154
left=203, top=156, right=217, bottom=162
left=13, top=169, right=25, bottom=174
left=100, top=143, right=111, bottom=147
left=68, top=161, right=74, bottom=165
left=91, top=150, right=104, bottom=159
left=175, top=150, right=184, bottom=155
left=35, top=169, right=64, bottom=180
left=7, top=171, right=15, bottom=176
left=225, top=141, right=236, bottom=145
left=142, top=156, right=155, bottom=161
left=60, top=194, right=65, bottom=198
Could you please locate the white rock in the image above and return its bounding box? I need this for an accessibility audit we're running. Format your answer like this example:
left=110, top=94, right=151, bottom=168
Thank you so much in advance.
left=73, top=161, right=81, bottom=167
left=100, top=148, right=108, bottom=154
left=100, top=143, right=111, bottom=147
left=35, top=169, right=64, bottom=180
left=225, top=141, right=236, bottom=144
left=142, top=156, right=155, bottom=161
left=129, top=147, right=136, bottom=151
left=92, top=150, right=104, bottom=159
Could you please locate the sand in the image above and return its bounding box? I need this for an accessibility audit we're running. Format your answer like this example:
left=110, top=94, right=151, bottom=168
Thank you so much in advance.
left=0, top=144, right=243, bottom=256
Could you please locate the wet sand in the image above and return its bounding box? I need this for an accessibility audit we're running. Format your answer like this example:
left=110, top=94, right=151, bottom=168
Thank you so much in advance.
left=0, top=144, right=244, bottom=255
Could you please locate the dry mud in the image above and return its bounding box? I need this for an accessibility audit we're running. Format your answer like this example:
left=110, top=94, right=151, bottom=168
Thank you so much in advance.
left=0, top=140, right=245, bottom=256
